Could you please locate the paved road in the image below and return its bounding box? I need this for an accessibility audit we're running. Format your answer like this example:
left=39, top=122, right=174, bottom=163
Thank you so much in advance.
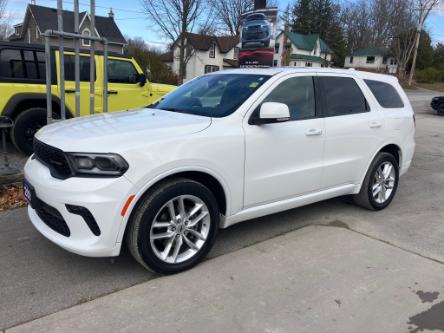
left=1, top=90, right=443, bottom=329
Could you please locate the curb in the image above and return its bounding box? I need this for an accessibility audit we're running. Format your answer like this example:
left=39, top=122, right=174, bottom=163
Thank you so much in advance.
left=0, top=173, right=24, bottom=186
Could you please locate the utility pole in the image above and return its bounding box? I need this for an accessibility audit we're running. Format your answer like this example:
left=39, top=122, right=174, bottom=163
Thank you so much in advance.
left=281, top=21, right=289, bottom=66
left=408, top=0, right=439, bottom=86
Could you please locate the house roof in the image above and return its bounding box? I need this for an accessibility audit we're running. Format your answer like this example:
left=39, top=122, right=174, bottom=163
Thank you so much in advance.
left=25, top=4, right=126, bottom=44
left=352, top=47, right=390, bottom=57
left=276, top=31, right=332, bottom=54
left=290, top=53, right=329, bottom=64
left=183, top=33, right=239, bottom=53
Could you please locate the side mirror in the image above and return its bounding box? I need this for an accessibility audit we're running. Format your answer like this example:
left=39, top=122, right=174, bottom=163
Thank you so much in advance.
left=138, top=73, right=147, bottom=87
left=253, top=102, right=290, bottom=125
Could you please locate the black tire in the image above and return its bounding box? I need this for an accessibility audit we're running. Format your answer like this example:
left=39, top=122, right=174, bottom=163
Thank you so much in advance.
left=11, top=108, right=58, bottom=155
left=438, top=103, right=444, bottom=116
left=353, top=152, right=399, bottom=211
left=126, top=178, right=219, bottom=274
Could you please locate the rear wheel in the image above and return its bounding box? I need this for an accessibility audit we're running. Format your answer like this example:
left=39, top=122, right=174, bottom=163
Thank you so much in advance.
left=353, top=152, right=399, bottom=210
left=126, top=178, right=219, bottom=274
left=11, top=108, right=58, bottom=155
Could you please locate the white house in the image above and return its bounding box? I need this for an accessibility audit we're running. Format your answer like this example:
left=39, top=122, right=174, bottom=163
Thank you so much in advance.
left=161, top=33, right=240, bottom=82
left=273, top=31, right=333, bottom=68
left=344, top=47, right=398, bottom=74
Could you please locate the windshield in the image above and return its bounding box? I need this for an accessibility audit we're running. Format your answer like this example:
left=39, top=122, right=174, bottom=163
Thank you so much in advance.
left=154, top=74, right=270, bottom=118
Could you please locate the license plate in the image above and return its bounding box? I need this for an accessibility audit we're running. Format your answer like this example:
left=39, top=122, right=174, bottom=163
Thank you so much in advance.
left=23, top=180, right=32, bottom=204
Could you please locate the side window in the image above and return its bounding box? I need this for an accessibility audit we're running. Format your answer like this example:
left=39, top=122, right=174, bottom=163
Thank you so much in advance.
left=204, top=65, right=219, bottom=74
left=318, top=76, right=368, bottom=117
left=108, top=60, right=138, bottom=84
left=262, top=76, right=316, bottom=121
left=64, top=55, right=95, bottom=81
left=364, top=79, right=404, bottom=108
left=0, top=49, right=25, bottom=78
left=23, top=50, right=38, bottom=79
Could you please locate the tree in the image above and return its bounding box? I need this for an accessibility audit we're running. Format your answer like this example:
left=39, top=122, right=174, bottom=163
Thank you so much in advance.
left=208, top=0, right=254, bottom=36
left=434, top=43, right=444, bottom=66
left=291, top=0, right=346, bottom=67
left=141, top=0, right=209, bottom=83
left=408, top=30, right=434, bottom=70
left=0, top=0, right=11, bottom=41
left=125, top=38, right=178, bottom=85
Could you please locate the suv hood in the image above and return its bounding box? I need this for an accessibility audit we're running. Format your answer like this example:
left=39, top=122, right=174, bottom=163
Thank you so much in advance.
left=36, top=108, right=211, bottom=152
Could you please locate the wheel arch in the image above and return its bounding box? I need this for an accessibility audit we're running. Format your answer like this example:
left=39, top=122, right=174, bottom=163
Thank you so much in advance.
left=358, top=143, right=403, bottom=190
left=117, top=168, right=231, bottom=247
left=2, top=93, right=74, bottom=120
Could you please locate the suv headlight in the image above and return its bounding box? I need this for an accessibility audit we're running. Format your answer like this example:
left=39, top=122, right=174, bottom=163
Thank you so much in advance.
left=67, top=153, right=129, bottom=177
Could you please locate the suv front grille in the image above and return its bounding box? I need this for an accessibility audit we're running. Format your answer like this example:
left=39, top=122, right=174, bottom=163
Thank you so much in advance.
left=34, top=139, right=72, bottom=179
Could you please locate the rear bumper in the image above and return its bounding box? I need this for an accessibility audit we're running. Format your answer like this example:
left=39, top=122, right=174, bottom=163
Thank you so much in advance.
left=25, top=157, right=135, bottom=257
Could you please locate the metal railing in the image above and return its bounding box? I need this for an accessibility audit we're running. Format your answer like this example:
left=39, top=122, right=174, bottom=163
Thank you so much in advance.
left=43, top=0, right=121, bottom=123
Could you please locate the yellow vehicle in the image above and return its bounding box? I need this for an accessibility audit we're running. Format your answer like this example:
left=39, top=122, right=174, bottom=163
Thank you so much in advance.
left=0, top=42, right=176, bottom=154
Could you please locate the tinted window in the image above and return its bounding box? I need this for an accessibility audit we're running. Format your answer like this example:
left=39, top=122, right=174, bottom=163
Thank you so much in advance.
left=365, top=79, right=404, bottom=108
left=64, top=55, right=95, bottom=81
left=155, top=74, right=270, bottom=118
left=0, top=49, right=25, bottom=78
left=319, top=77, right=368, bottom=117
left=108, top=60, right=138, bottom=84
left=262, top=76, right=315, bottom=120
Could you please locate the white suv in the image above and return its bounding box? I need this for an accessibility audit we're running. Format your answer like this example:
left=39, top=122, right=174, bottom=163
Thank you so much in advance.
left=24, top=68, right=415, bottom=274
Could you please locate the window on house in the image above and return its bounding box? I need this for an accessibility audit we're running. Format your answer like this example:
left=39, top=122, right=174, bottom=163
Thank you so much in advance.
left=82, top=29, right=91, bottom=47
left=350, top=56, right=353, bottom=64
left=35, top=29, right=40, bottom=40
left=274, top=44, right=279, bottom=54
left=318, top=76, right=369, bottom=117
left=293, top=62, right=297, bottom=66
left=364, top=80, right=404, bottom=108
left=382, top=56, right=388, bottom=64
left=64, top=55, right=96, bottom=81
left=27, top=29, right=31, bottom=43
left=366, top=56, right=375, bottom=64
left=260, top=76, right=316, bottom=121
left=108, top=60, right=139, bottom=83
left=204, top=65, right=219, bottom=73
left=306, top=62, right=312, bottom=67
left=233, top=47, right=240, bottom=60
left=209, top=42, right=216, bottom=58
left=273, top=60, right=278, bottom=67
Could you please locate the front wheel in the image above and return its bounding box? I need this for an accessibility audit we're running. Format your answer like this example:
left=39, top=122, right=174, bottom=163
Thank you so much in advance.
left=126, top=178, right=219, bottom=274
left=353, top=152, right=399, bottom=210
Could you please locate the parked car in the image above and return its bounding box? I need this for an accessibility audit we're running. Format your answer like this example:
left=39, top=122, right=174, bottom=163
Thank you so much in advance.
left=0, top=42, right=175, bottom=154
left=431, top=96, right=444, bottom=115
left=241, top=13, right=272, bottom=48
left=24, top=68, right=415, bottom=274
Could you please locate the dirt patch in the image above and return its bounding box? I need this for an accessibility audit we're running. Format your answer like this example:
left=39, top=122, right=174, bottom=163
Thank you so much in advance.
left=328, top=220, right=350, bottom=229
left=0, top=183, right=27, bottom=212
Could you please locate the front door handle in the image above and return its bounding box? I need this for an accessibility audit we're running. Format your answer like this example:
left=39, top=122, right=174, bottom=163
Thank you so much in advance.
left=369, top=121, right=382, bottom=129
left=65, top=89, right=76, bottom=94
left=107, top=90, right=118, bottom=95
left=305, top=128, right=323, bottom=136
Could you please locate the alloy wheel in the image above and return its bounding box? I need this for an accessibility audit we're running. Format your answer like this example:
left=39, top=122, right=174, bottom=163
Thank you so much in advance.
left=372, top=161, right=396, bottom=204
left=149, top=195, right=211, bottom=264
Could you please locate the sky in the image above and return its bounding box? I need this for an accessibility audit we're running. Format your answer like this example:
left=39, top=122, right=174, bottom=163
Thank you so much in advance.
left=3, top=0, right=444, bottom=50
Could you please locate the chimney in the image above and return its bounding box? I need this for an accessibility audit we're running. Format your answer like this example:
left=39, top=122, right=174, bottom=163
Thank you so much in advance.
left=108, top=8, right=114, bottom=19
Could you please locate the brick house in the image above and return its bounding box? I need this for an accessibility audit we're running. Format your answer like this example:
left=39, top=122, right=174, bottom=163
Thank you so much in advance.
left=9, top=4, right=127, bottom=54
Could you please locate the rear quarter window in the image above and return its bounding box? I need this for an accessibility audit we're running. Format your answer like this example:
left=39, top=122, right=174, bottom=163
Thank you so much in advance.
left=364, top=79, right=404, bottom=108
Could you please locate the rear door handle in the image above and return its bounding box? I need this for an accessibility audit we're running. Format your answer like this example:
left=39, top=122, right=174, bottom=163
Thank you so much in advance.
left=65, top=89, right=76, bottom=94
left=305, top=128, right=323, bottom=136
left=369, top=121, right=382, bottom=129
left=107, top=90, right=118, bottom=95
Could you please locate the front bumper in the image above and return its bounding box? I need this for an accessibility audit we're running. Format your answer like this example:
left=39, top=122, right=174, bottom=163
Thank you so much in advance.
left=24, top=157, right=134, bottom=257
